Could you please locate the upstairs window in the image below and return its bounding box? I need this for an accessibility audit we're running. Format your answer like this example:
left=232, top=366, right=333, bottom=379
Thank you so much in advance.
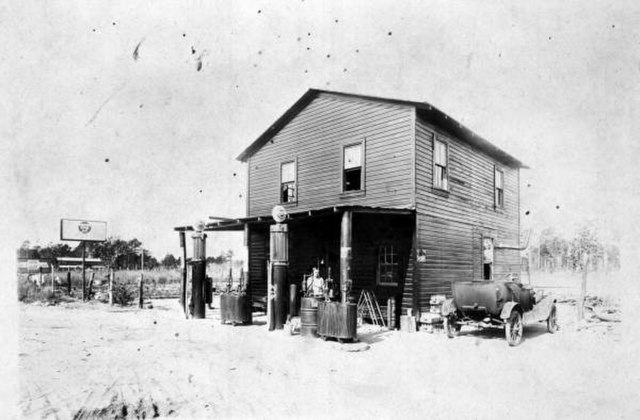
left=378, top=245, right=399, bottom=285
left=280, top=161, right=296, bottom=203
left=494, top=167, right=504, bottom=208
left=343, top=143, right=363, bottom=192
left=433, top=139, right=449, bottom=190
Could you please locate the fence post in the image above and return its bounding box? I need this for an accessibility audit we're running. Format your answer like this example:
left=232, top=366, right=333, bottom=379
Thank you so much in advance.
left=88, top=272, right=95, bottom=299
left=139, top=273, right=144, bottom=309
left=109, top=268, right=114, bottom=305
left=67, top=271, right=71, bottom=295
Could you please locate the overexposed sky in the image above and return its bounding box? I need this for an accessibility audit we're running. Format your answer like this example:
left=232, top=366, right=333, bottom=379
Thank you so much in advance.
left=2, top=0, right=639, bottom=259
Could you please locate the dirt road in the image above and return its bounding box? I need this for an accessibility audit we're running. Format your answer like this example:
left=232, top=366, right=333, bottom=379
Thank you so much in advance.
left=17, top=299, right=638, bottom=419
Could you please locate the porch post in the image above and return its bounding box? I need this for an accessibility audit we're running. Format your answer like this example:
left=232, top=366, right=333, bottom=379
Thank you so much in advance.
left=340, top=210, right=353, bottom=303
left=191, top=227, right=207, bottom=319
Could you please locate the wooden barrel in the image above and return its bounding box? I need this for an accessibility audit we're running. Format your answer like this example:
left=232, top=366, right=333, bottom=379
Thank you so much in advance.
left=300, top=297, right=319, bottom=337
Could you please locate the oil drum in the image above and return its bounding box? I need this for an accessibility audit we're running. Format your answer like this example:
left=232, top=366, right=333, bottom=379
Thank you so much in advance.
left=300, top=297, right=319, bottom=337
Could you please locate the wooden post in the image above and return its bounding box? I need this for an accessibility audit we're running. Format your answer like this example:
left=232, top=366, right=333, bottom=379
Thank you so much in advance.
left=67, top=271, right=71, bottom=295
left=267, top=260, right=274, bottom=331
left=139, top=273, right=144, bottom=309
left=179, top=231, right=187, bottom=313
left=340, top=210, right=352, bottom=304
left=191, top=230, right=207, bottom=319
left=81, top=241, right=86, bottom=301
left=88, top=272, right=95, bottom=299
left=578, top=254, right=589, bottom=321
left=109, top=268, right=114, bottom=305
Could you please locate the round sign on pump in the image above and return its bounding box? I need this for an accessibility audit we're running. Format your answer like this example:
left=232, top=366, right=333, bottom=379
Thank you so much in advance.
left=272, top=205, right=287, bottom=223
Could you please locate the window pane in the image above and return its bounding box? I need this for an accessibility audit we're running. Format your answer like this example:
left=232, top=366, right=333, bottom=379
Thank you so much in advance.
left=495, top=169, right=503, bottom=188
left=344, top=168, right=361, bottom=191
left=435, top=140, right=446, bottom=165
left=282, top=182, right=295, bottom=203
left=281, top=162, right=295, bottom=183
left=344, top=144, right=362, bottom=169
left=435, top=166, right=447, bottom=189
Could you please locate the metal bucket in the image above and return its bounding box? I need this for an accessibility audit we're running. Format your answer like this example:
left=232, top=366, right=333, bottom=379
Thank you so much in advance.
left=300, top=297, right=319, bottom=337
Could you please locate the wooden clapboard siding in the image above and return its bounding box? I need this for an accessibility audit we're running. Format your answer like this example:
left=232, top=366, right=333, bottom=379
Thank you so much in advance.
left=248, top=93, right=415, bottom=216
left=413, top=113, right=521, bottom=311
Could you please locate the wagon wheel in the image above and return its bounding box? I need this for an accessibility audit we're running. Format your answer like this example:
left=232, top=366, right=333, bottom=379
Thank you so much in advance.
left=505, top=310, right=523, bottom=346
left=547, top=304, right=558, bottom=334
left=444, top=314, right=461, bottom=339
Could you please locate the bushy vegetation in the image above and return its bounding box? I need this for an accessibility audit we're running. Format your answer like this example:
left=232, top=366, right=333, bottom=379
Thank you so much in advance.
left=528, top=225, right=619, bottom=273
left=18, top=277, right=60, bottom=304
left=111, top=281, right=136, bottom=306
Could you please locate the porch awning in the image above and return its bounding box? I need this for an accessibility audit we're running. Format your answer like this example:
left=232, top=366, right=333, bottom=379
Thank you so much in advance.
left=173, top=205, right=415, bottom=232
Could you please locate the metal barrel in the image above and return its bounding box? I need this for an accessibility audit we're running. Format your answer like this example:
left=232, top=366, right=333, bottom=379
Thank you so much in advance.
left=300, top=297, right=319, bottom=337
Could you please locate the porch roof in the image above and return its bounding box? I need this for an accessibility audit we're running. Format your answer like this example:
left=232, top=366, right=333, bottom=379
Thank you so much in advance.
left=173, top=205, right=414, bottom=232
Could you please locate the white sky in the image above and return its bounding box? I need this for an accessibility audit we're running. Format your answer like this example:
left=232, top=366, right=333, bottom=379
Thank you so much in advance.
left=2, top=0, right=640, bottom=260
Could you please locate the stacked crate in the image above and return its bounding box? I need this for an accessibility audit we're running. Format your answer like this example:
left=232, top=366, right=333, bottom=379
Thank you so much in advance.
left=420, top=294, right=446, bottom=333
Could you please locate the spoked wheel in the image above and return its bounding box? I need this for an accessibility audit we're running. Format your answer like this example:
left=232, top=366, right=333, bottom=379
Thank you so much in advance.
left=547, top=304, right=558, bottom=334
left=444, top=314, right=461, bottom=339
left=505, top=310, right=523, bottom=346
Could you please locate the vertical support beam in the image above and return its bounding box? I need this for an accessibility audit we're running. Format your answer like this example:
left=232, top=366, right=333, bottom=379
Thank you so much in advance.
left=67, top=271, right=71, bottom=295
left=243, top=224, right=250, bottom=296
left=191, top=230, right=207, bottom=319
left=179, top=231, right=187, bottom=314
left=81, top=241, right=86, bottom=302
left=412, top=216, right=420, bottom=316
left=340, top=210, right=352, bottom=304
left=270, top=223, right=288, bottom=329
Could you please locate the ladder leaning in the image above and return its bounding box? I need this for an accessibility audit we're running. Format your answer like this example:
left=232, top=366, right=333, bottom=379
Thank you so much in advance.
left=357, top=289, right=386, bottom=327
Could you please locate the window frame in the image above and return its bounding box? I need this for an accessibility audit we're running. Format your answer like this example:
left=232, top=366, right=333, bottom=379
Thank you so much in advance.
left=433, top=138, right=449, bottom=191
left=280, top=159, right=297, bottom=204
left=494, top=166, right=504, bottom=209
left=342, top=141, right=365, bottom=193
left=377, top=244, right=399, bottom=286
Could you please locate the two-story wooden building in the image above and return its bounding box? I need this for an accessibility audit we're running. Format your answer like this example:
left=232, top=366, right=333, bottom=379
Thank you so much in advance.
left=201, top=89, right=526, bottom=318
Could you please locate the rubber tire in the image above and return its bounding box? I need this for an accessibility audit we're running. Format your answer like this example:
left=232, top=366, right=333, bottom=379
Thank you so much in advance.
left=505, top=310, right=523, bottom=347
left=547, top=305, right=558, bottom=334
left=444, top=315, right=461, bottom=339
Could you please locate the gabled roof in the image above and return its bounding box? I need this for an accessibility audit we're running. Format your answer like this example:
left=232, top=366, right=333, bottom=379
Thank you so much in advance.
left=236, top=88, right=527, bottom=168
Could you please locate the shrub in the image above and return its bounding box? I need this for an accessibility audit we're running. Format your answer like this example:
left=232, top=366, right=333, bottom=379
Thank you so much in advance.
left=18, top=278, right=60, bottom=304
left=111, top=281, right=136, bottom=306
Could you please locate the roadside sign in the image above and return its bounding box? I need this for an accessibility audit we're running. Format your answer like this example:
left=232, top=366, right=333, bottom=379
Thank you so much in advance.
left=60, top=219, right=107, bottom=242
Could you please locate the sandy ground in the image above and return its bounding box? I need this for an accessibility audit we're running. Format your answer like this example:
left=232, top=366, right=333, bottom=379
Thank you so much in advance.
left=16, top=295, right=640, bottom=420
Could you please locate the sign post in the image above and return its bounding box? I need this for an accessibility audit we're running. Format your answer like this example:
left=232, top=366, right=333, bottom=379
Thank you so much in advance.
left=60, top=219, right=107, bottom=302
